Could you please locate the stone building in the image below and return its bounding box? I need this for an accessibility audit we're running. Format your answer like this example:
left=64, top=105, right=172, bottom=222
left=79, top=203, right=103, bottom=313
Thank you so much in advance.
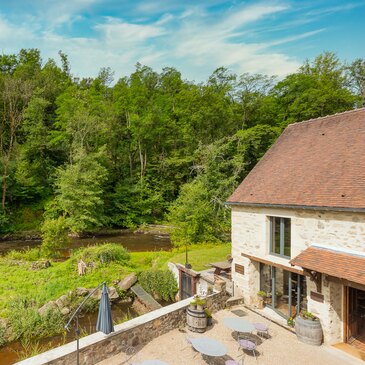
left=226, top=108, right=365, bottom=350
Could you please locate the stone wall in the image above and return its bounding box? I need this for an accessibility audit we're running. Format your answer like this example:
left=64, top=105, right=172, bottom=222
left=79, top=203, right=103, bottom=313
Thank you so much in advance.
left=230, top=205, right=365, bottom=344
left=17, top=291, right=228, bottom=365
left=307, top=277, right=343, bottom=344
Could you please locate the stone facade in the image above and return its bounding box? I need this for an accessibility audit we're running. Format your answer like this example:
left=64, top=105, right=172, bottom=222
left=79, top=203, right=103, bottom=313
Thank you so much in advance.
left=17, top=291, right=228, bottom=365
left=231, top=205, right=365, bottom=344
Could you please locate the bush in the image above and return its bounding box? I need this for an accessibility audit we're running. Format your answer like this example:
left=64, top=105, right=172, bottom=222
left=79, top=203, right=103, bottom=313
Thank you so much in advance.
left=6, top=247, right=42, bottom=262
left=73, top=243, right=131, bottom=265
left=0, top=322, right=6, bottom=347
left=41, top=216, right=70, bottom=257
left=8, top=298, right=64, bottom=341
left=139, top=269, right=178, bottom=302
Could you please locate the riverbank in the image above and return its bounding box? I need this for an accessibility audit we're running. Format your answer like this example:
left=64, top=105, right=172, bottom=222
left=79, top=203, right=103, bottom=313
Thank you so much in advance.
left=0, top=225, right=171, bottom=243
left=0, top=241, right=231, bottom=362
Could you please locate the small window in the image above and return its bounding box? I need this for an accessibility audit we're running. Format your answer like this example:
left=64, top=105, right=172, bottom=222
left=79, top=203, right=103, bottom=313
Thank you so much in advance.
left=269, top=217, right=291, bottom=258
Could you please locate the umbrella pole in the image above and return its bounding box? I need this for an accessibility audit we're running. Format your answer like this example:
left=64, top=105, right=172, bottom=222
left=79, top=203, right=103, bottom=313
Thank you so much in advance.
left=76, top=315, right=80, bottom=365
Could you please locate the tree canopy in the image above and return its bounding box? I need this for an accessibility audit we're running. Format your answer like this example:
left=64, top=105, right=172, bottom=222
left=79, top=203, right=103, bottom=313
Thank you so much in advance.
left=0, top=49, right=362, bottom=245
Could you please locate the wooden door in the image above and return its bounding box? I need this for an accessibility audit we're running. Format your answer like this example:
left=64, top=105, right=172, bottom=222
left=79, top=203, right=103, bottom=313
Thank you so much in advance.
left=348, top=287, right=358, bottom=343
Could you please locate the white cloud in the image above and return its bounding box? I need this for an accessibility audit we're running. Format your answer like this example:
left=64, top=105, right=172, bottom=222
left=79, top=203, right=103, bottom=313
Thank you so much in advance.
left=95, top=17, right=166, bottom=45
left=0, top=1, right=328, bottom=81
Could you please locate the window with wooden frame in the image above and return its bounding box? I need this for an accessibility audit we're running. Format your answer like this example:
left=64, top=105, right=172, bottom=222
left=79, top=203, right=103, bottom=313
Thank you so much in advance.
left=269, top=216, right=291, bottom=258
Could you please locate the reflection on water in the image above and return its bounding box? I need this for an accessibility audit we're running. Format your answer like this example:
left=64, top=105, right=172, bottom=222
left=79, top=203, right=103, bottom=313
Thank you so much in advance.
left=0, top=230, right=172, bottom=255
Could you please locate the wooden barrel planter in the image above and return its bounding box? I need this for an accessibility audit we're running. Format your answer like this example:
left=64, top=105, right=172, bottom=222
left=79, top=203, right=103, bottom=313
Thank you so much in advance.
left=187, top=307, right=207, bottom=333
left=295, top=315, right=323, bottom=346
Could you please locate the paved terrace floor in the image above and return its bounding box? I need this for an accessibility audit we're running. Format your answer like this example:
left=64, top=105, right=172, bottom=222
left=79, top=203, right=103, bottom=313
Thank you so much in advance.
left=98, top=306, right=360, bottom=365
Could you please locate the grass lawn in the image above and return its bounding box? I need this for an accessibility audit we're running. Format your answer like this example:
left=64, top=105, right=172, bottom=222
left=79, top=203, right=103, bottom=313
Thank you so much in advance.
left=0, top=242, right=231, bottom=317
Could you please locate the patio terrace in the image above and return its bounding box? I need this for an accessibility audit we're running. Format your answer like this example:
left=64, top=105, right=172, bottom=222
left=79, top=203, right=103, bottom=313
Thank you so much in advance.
left=99, top=306, right=361, bottom=365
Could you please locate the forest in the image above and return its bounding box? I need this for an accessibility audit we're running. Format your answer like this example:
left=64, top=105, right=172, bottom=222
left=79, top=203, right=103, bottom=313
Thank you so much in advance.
left=0, top=49, right=364, bottom=246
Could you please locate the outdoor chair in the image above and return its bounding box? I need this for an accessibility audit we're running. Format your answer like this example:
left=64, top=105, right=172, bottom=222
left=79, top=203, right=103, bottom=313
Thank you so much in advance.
left=238, top=338, right=257, bottom=359
left=253, top=320, right=271, bottom=339
left=225, top=359, right=244, bottom=365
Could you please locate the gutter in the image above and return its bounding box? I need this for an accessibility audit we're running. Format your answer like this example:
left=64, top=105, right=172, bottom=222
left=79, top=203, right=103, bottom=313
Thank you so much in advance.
left=224, top=201, right=365, bottom=213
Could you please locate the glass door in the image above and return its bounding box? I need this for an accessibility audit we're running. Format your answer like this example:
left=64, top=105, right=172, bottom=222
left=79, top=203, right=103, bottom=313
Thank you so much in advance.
left=273, top=267, right=290, bottom=317
left=260, top=263, right=307, bottom=319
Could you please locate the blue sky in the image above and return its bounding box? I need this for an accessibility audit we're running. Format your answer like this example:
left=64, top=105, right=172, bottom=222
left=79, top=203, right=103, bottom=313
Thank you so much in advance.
left=0, top=0, right=364, bottom=82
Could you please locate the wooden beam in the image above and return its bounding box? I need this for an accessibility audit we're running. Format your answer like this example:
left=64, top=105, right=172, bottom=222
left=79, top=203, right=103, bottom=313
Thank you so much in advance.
left=324, top=275, right=365, bottom=292
left=241, top=252, right=304, bottom=275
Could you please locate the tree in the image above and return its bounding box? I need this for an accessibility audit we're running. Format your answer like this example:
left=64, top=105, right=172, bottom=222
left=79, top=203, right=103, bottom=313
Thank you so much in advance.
left=52, top=150, right=108, bottom=233
left=168, top=180, right=219, bottom=245
left=273, top=52, right=356, bottom=124
left=347, top=58, right=365, bottom=106
left=0, top=76, right=33, bottom=208
left=41, top=216, right=70, bottom=257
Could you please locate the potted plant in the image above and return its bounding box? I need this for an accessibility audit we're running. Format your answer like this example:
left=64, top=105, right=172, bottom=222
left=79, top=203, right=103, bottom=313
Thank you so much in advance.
left=257, top=290, right=267, bottom=309
left=204, top=308, right=213, bottom=326
left=295, top=310, right=323, bottom=346
left=287, top=316, right=295, bottom=327
left=189, top=299, right=197, bottom=310
left=196, top=297, right=206, bottom=311
left=187, top=295, right=207, bottom=333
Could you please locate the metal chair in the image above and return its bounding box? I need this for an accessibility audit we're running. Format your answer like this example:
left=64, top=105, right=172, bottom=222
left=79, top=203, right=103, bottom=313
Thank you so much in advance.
left=238, top=338, right=256, bottom=359
left=226, top=359, right=244, bottom=365
left=253, top=320, right=271, bottom=339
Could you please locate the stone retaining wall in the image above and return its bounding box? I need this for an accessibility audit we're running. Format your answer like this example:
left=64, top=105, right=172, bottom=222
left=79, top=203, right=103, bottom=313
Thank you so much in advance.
left=17, top=290, right=228, bottom=365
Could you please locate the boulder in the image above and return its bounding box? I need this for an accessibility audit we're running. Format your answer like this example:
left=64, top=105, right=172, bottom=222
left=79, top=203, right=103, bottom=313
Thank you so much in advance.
left=55, top=294, right=69, bottom=309
left=76, top=287, right=90, bottom=296
left=31, top=260, right=51, bottom=270
left=91, top=289, right=102, bottom=300
left=108, top=286, right=119, bottom=301
left=38, top=301, right=59, bottom=316
left=118, top=273, right=137, bottom=291
left=61, top=307, right=70, bottom=315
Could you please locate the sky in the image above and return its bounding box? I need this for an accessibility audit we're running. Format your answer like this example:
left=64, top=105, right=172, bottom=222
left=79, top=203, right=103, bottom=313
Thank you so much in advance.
left=0, top=0, right=364, bottom=82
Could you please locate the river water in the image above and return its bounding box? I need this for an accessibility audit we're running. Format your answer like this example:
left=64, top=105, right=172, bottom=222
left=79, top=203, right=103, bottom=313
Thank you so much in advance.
left=0, top=230, right=172, bottom=364
left=0, top=229, right=172, bottom=255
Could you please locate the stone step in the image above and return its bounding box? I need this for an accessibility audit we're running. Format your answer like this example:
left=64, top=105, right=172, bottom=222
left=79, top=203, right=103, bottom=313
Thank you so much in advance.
left=131, top=284, right=162, bottom=311
left=225, top=296, right=244, bottom=308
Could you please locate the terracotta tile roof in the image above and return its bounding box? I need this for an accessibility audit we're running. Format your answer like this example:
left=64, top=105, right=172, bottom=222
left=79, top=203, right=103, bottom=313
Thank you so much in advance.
left=227, top=108, right=365, bottom=210
left=290, top=246, right=365, bottom=286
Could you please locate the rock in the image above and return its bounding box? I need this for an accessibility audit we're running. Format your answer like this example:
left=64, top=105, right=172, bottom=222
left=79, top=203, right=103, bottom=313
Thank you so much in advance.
left=108, top=286, right=119, bottom=301
left=91, top=289, right=102, bottom=300
left=76, top=287, right=89, bottom=296
left=118, top=273, right=137, bottom=291
left=61, top=307, right=70, bottom=315
left=38, top=301, right=58, bottom=316
left=78, top=260, right=87, bottom=276
left=55, top=294, right=69, bottom=309
left=31, top=260, right=51, bottom=270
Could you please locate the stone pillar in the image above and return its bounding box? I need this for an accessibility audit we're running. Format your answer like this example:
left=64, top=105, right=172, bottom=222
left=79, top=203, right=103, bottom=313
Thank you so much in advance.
left=308, top=277, right=343, bottom=344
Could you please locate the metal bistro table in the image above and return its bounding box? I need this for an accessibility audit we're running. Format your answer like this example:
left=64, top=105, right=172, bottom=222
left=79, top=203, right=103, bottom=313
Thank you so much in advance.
left=223, top=317, right=255, bottom=339
left=190, top=337, right=227, bottom=357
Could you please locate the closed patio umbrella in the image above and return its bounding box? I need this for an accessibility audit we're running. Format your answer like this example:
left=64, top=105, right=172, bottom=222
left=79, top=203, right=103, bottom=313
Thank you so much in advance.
left=96, top=282, right=114, bottom=334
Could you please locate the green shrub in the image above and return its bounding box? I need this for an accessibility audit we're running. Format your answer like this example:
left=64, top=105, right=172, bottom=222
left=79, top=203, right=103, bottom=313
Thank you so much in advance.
left=0, top=322, right=6, bottom=347
left=16, top=338, right=55, bottom=361
left=6, top=247, right=42, bottom=262
left=73, top=243, right=130, bottom=265
left=41, top=216, right=70, bottom=257
left=8, top=299, right=64, bottom=341
left=139, top=269, right=178, bottom=302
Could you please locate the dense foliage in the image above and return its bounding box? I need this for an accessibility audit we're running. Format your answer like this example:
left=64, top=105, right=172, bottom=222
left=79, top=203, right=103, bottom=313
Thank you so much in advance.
left=0, top=49, right=363, bottom=244
left=139, top=269, right=178, bottom=302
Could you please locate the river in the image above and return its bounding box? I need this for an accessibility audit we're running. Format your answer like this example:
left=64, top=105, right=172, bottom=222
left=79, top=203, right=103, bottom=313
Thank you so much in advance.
left=0, top=229, right=172, bottom=255
left=0, top=230, right=172, bottom=364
